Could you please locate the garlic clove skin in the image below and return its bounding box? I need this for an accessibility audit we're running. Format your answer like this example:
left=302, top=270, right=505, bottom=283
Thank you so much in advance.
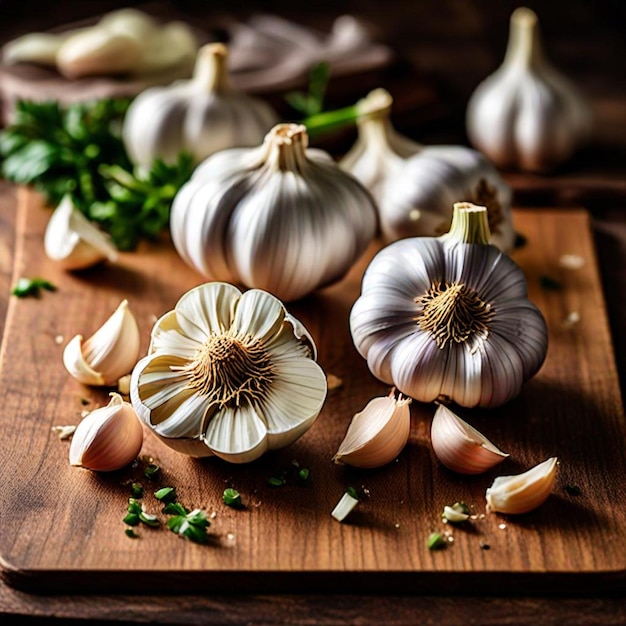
left=3, top=32, right=70, bottom=67
left=44, top=195, right=118, bottom=270
left=334, top=390, right=411, bottom=468
left=430, top=403, right=508, bottom=474
left=486, top=457, right=558, bottom=515
left=69, top=392, right=143, bottom=471
left=63, top=300, right=141, bottom=386
left=466, top=8, right=592, bottom=173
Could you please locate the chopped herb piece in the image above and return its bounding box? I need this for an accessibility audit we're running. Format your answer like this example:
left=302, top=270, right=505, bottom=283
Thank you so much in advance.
left=163, top=502, right=188, bottom=516
left=268, top=476, right=286, bottom=487
left=427, top=532, right=447, bottom=550
left=285, top=61, right=331, bottom=117
left=331, top=491, right=359, bottom=522
left=540, top=275, right=563, bottom=291
left=442, top=502, right=471, bottom=523
left=154, top=487, right=177, bottom=503
left=125, top=528, right=138, bottom=538
left=297, top=468, right=311, bottom=483
left=166, top=508, right=210, bottom=544
left=11, top=277, right=57, bottom=298
left=346, top=486, right=360, bottom=501
left=223, top=488, right=242, bottom=508
left=138, top=511, right=160, bottom=527
left=123, top=512, right=140, bottom=526
left=565, top=485, right=581, bottom=496
left=144, top=463, right=160, bottom=480
left=127, top=498, right=142, bottom=514
left=130, top=483, right=144, bottom=499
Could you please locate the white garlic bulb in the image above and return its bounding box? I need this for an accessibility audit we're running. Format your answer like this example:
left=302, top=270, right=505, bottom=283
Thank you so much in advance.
left=130, top=282, right=328, bottom=463
left=430, top=403, right=508, bottom=474
left=340, top=88, right=421, bottom=202
left=333, top=390, right=411, bottom=468
left=170, top=123, right=378, bottom=302
left=44, top=195, right=118, bottom=270
left=69, top=392, right=143, bottom=472
left=122, top=43, right=278, bottom=169
left=350, top=203, right=548, bottom=408
left=466, top=8, right=593, bottom=172
left=63, top=300, right=141, bottom=386
left=379, top=145, right=515, bottom=251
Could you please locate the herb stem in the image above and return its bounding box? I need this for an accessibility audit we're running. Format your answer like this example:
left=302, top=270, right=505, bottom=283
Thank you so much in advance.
left=302, top=104, right=359, bottom=138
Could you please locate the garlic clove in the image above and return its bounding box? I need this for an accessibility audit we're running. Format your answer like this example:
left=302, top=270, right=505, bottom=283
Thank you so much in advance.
left=63, top=300, right=141, bottom=386
left=3, top=32, right=70, bottom=67
left=333, top=390, right=411, bottom=468
left=69, top=392, right=143, bottom=471
left=430, top=403, right=509, bottom=474
left=44, top=195, right=118, bottom=270
left=486, top=457, right=558, bottom=515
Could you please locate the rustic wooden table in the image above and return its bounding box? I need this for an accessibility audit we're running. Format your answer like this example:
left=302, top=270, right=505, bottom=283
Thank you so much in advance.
left=0, top=1, right=625, bottom=623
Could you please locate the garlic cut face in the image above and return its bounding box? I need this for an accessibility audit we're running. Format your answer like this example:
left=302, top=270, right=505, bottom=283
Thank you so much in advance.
left=379, top=145, right=515, bottom=252
left=486, top=457, right=558, bottom=514
left=130, top=282, right=328, bottom=463
left=122, top=43, right=278, bottom=169
left=44, top=195, right=118, bottom=270
left=69, top=393, right=143, bottom=472
left=430, top=403, right=508, bottom=474
left=334, top=389, right=411, bottom=468
left=63, top=300, right=141, bottom=386
left=170, top=123, right=378, bottom=302
left=350, top=203, right=548, bottom=408
left=466, top=8, right=592, bottom=173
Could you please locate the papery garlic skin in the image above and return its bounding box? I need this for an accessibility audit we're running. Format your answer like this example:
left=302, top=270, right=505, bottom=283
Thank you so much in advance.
left=430, top=404, right=508, bottom=474
left=170, top=123, right=378, bottom=302
left=130, top=282, right=328, bottom=463
left=44, top=195, right=118, bottom=270
left=379, top=146, right=515, bottom=252
left=334, top=390, right=411, bottom=468
left=69, top=392, right=143, bottom=471
left=350, top=203, right=548, bottom=408
left=340, top=88, right=421, bottom=203
left=466, top=8, right=592, bottom=173
left=63, top=300, right=141, bottom=386
left=486, top=457, right=558, bottom=514
left=123, top=43, right=278, bottom=169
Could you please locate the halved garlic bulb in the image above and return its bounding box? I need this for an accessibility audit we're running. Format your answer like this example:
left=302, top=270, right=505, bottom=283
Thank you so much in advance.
left=44, top=195, right=118, bottom=270
left=430, top=403, right=508, bottom=474
left=63, top=300, right=141, bottom=386
left=333, top=389, right=411, bottom=468
left=486, top=457, right=558, bottom=514
left=69, top=392, right=143, bottom=471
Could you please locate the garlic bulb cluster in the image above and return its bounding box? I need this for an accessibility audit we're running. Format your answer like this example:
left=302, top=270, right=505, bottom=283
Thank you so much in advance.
left=466, top=8, right=593, bottom=172
left=63, top=300, right=141, bottom=386
left=171, top=123, right=378, bottom=302
left=339, top=88, right=421, bottom=202
left=130, top=282, right=328, bottom=463
left=3, top=8, right=198, bottom=79
left=122, top=43, right=278, bottom=169
left=44, top=195, right=118, bottom=270
left=333, top=389, right=411, bottom=468
left=430, top=403, right=508, bottom=474
left=486, top=457, right=558, bottom=514
left=69, top=392, right=143, bottom=472
left=350, top=203, right=548, bottom=408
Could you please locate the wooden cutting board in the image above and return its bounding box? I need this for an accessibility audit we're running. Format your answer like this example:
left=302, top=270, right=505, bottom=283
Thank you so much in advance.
left=0, top=189, right=624, bottom=594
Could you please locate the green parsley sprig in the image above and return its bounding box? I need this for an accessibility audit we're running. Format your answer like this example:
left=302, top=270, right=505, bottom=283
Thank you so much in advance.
left=163, top=502, right=211, bottom=544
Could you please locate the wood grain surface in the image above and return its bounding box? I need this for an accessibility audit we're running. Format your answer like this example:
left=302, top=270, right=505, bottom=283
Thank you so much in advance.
left=0, top=190, right=624, bottom=595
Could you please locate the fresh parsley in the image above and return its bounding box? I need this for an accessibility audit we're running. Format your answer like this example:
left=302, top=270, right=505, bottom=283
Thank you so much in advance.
left=154, top=487, right=177, bottom=503
left=164, top=502, right=211, bottom=544
left=11, top=277, right=56, bottom=298
left=222, top=488, right=242, bottom=508
left=286, top=61, right=331, bottom=117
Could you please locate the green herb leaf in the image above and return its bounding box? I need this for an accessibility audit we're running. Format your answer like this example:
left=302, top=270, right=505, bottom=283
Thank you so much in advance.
left=123, top=512, right=140, bottom=526
left=162, top=502, right=188, bottom=516
left=223, top=488, right=242, bottom=508
left=144, top=463, right=160, bottom=480
left=427, top=532, right=447, bottom=550
left=267, top=476, right=286, bottom=487
left=138, top=511, right=160, bottom=527
left=11, top=277, right=57, bottom=298
left=297, top=468, right=311, bottom=483
left=154, top=487, right=177, bottom=503
left=285, top=61, right=330, bottom=117
left=125, top=528, right=139, bottom=538
left=166, top=508, right=210, bottom=544
left=346, top=486, right=360, bottom=501
left=130, top=483, right=144, bottom=499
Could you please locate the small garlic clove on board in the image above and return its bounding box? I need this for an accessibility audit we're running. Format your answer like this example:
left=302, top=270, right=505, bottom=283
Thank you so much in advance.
left=333, top=389, right=411, bottom=468
left=486, top=457, right=558, bottom=515
left=63, top=300, right=141, bottom=386
left=44, top=195, right=118, bottom=270
left=430, top=403, right=508, bottom=474
left=69, top=392, right=143, bottom=471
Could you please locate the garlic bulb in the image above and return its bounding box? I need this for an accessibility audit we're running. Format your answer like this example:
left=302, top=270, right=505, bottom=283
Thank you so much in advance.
left=170, top=123, right=378, bottom=302
left=63, top=300, right=141, bottom=386
left=379, top=145, right=515, bottom=251
left=486, top=457, right=558, bottom=514
left=122, top=43, right=278, bottom=169
left=69, top=392, right=143, bottom=471
left=130, top=282, right=328, bottom=463
left=350, top=203, right=548, bottom=408
left=430, top=403, right=508, bottom=474
left=339, top=88, right=421, bottom=202
left=466, top=8, right=592, bottom=172
left=44, top=195, right=118, bottom=270
left=333, top=390, right=411, bottom=468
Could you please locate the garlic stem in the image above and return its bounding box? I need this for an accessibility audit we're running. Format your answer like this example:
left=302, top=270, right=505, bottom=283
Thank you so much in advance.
left=193, top=43, right=231, bottom=92
left=445, top=202, right=491, bottom=246
left=504, top=7, right=544, bottom=69
left=264, top=124, right=309, bottom=172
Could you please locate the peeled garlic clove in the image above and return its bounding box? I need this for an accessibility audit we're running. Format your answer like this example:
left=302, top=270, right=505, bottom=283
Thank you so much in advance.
left=486, top=457, right=558, bottom=515
left=69, top=392, right=143, bottom=471
left=430, top=403, right=508, bottom=474
left=44, top=195, right=118, bottom=270
left=63, top=300, right=141, bottom=386
left=2, top=32, right=69, bottom=67
left=333, top=390, right=411, bottom=468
